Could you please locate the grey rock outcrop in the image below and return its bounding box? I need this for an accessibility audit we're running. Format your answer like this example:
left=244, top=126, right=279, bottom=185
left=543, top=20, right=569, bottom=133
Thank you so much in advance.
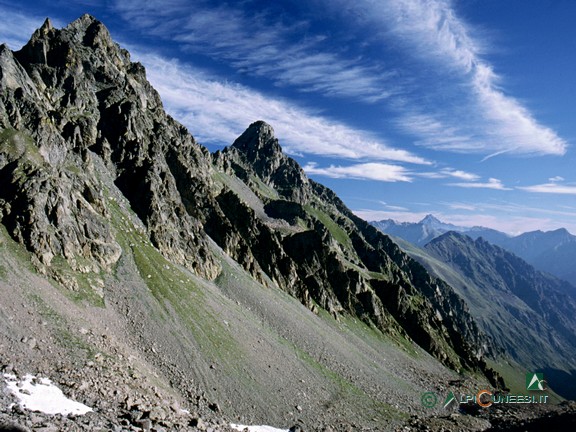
left=213, top=121, right=499, bottom=379
left=1, top=14, right=219, bottom=279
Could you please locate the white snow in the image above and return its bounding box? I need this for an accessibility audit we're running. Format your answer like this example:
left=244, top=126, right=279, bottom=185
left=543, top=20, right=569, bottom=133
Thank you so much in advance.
left=3, top=373, right=93, bottom=416
left=230, top=424, right=289, bottom=432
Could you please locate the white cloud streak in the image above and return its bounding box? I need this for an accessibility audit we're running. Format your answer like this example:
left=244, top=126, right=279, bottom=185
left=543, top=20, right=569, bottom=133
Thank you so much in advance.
left=114, top=0, right=393, bottom=102
left=447, top=200, right=576, bottom=220
left=114, top=0, right=568, bottom=157
left=443, top=169, right=480, bottom=181
left=448, top=178, right=510, bottom=190
left=303, top=162, right=412, bottom=182
left=136, top=53, right=428, bottom=164
left=440, top=201, right=576, bottom=234
left=419, top=167, right=480, bottom=181
left=325, top=0, right=568, bottom=156
left=353, top=209, right=429, bottom=224
left=472, top=63, right=567, bottom=155
left=518, top=183, right=576, bottom=195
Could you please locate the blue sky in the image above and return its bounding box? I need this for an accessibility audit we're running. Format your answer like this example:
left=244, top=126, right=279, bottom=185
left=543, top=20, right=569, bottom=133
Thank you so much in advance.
left=2, top=0, right=576, bottom=234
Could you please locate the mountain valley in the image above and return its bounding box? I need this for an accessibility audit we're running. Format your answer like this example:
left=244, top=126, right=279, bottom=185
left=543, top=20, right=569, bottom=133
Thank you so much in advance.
left=0, top=15, right=575, bottom=432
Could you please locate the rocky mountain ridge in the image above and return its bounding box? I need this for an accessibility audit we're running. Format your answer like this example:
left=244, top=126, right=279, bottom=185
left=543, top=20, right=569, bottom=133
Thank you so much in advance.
left=212, top=121, right=500, bottom=376
left=0, top=11, right=493, bottom=375
left=1, top=15, right=220, bottom=282
left=5, top=15, right=565, bottom=431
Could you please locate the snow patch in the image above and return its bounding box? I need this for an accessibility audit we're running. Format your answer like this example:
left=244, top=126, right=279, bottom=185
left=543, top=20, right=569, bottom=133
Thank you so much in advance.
left=230, top=424, right=289, bottom=432
left=3, top=373, right=93, bottom=416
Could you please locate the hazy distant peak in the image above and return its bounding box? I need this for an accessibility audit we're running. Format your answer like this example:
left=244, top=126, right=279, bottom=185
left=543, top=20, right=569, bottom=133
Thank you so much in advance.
left=552, top=227, right=570, bottom=236
left=420, top=214, right=441, bottom=224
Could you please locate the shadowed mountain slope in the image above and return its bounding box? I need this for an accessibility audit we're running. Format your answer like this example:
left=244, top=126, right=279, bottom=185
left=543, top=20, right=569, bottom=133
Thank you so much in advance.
left=415, top=232, right=576, bottom=399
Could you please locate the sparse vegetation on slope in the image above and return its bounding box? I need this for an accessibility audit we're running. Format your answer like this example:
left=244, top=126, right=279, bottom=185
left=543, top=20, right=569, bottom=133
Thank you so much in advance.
left=5, top=14, right=569, bottom=432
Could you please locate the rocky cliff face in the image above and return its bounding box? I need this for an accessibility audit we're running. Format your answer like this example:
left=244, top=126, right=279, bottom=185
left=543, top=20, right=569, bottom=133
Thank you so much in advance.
left=0, top=15, right=219, bottom=281
left=213, top=122, right=500, bottom=380
left=1, top=15, right=500, bottom=387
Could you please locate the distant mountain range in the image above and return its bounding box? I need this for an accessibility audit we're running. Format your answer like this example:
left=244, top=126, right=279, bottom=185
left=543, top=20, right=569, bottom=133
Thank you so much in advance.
left=395, top=231, right=576, bottom=399
left=372, top=215, right=576, bottom=286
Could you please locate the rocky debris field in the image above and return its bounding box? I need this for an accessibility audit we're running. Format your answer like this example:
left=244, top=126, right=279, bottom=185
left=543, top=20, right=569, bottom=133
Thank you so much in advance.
left=404, top=401, right=576, bottom=432
left=0, top=342, right=238, bottom=432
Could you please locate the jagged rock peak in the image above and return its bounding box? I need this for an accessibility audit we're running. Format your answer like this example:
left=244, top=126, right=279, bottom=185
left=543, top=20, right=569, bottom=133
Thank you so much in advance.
left=16, top=14, right=121, bottom=68
left=65, top=14, right=107, bottom=37
left=225, top=120, right=311, bottom=202
left=40, top=17, right=54, bottom=32
left=29, top=17, right=55, bottom=41
left=0, top=43, right=11, bottom=57
left=232, top=120, right=282, bottom=159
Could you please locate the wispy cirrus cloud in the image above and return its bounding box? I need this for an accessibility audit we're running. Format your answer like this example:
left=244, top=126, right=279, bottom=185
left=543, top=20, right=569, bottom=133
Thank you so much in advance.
left=440, top=200, right=576, bottom=233
left=324, top=0, right=568, bottom=156
left=353, top=209, right=429, bottom=223
left=114, top=0, right=393, bottom=102
left=443, top=169, right=480, bottom=181
left=518, top=183, right=576, bottom=195
left=446, top=200, right=576, bottom=219
left=135, top=53, right=428, bottom=164
left=303, top=162, right=412, bottom=182
left=448, top=178, right=511, bottom=190
left=419, top=167, right=480, bottom=181
left=114, top=0, right=568, bottom=157
left=443, top=202, right=477, bottom=211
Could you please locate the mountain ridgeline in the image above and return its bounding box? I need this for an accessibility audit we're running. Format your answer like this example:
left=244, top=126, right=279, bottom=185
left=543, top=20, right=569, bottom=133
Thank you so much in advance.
left=0, top=15, right=499, bottom=379
left=211, top=122, right=503, bottom=373
left=373, top=215, right=576, bottom=287
left=0, top=15, right=522, bottom=429
left=423, top=233, right=576, bottom=399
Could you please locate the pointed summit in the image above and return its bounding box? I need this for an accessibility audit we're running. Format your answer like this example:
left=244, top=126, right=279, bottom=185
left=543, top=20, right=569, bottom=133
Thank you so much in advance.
left=227, top=121, right=310, bottom=201
left=40, top=18, right=54, bottom=32
left=420, top=214, right=442, bottom=225
left=15, top=13, right=130, bottom=76
left=551, top=227, right=570, bottom=237
left=231, top=120, right=282, bottom=161
left=66, top=14, right=102, bottom=34
left=15, top=17, right=56, bottom=65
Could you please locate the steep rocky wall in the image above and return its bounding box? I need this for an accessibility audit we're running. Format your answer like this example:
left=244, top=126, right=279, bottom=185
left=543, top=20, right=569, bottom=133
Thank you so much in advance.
left=212, top=121, right=500, bottom=382
left=0, top=16, right=219, bottom=279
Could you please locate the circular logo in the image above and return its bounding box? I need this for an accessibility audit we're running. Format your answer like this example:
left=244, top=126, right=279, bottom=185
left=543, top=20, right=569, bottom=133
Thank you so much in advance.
left=476, top=389, right=493, bottom=408
left=421, top=392, right=438, bottom=408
